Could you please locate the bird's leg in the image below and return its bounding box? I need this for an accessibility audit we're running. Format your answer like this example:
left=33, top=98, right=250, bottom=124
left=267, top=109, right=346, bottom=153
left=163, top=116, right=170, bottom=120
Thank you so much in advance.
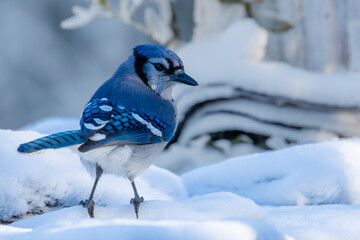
left=130, top=180, right=144, bottom=219
left=79, top=164, right=103, bottom=218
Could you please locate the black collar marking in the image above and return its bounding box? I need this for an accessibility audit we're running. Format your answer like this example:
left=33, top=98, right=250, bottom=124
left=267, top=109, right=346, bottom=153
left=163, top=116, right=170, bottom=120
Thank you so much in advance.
left=134, top=53, right=150, bottom=87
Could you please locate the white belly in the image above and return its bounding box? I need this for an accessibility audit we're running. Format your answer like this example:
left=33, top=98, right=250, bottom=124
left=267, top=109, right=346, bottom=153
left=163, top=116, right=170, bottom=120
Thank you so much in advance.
left=78, top=142, right=167, bottom=181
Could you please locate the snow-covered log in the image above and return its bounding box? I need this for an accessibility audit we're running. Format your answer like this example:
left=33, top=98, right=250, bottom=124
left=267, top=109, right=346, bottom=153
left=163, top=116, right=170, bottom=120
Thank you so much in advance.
left=172, top=19, right=360, bottom=150
left=171, top=85, right=360, bottom=149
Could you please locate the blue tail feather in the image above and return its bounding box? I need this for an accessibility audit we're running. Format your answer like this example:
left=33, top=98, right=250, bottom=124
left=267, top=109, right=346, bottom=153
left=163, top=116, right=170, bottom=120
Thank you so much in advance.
left=18, top=130, right=86, bottom=154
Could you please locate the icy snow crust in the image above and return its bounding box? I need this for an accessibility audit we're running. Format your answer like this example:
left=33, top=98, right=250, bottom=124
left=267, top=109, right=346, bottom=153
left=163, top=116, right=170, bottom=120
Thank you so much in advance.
left=1, top=126, right=360, bottom=239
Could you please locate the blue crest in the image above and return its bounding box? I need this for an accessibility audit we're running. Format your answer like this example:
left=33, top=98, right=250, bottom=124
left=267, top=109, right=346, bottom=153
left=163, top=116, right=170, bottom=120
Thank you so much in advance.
left=133, top=45, right=183, bottom=66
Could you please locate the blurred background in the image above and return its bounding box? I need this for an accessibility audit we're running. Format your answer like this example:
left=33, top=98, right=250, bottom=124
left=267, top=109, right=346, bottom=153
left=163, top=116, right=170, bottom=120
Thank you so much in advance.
left=1, top=0, right=360, bottom=173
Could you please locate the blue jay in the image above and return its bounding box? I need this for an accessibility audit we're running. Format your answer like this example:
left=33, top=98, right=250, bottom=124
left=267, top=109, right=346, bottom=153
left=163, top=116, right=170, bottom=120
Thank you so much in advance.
left=18, top=45, right=198, bottom=218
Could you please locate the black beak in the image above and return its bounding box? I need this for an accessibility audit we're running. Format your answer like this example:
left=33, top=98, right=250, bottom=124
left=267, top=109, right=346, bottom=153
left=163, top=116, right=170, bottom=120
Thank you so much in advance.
left=171, top=73, right=199, bottom=86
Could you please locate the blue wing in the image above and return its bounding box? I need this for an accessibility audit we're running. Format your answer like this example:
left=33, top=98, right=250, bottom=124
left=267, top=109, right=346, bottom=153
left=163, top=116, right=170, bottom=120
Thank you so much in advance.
left=79, top=98, right=175, bottom=152
left=80, top=98, right=114, bottom=138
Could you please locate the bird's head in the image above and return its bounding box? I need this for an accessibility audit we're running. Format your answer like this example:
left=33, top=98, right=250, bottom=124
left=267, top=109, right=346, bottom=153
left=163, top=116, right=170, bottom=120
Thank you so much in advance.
left=133, top=45, right=198, bottom=100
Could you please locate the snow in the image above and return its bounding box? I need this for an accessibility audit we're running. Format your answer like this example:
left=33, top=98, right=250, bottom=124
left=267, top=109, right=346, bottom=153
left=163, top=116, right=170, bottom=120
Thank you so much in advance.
left=5, top=207, right=281, bottom=240
left=1, top=119, right=360, bottom=239
left=3, top=1, right=360, bottom=238
left=0, top=128, right=280, bottom=239
left=178, top=99, right=360, bottom=143
left=177, top=19, right=360, bottom=109
left=267, top=204, right=360, bottom=240
left=156, top=135, right=263, bottom=174
left=165, top=19, right=360, bottom=173
left=3, top=18, right=360, bottom=239
left=62, top=0, right=175, bottom=45
left=60, top=2, right=112, bottom=30
left=182, top=139, right=360, bottom=205
left=143, top=0, right=174, bottom=45
left=0, top=129, right=185, bottom=221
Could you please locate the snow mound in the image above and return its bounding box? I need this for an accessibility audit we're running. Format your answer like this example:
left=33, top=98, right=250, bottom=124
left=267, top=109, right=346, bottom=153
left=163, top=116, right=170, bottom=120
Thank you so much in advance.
left=6, top=195, right=282, bottom=240
left=267, top=204, right=360, bottom=240
left=10, top=193, right=266, bottom=226
left=2, top=121, right=360, bottom=239
left=5, top=192, right=279, bottom=240
left=182, top=139, right=360, bottom=205
left=0, top=130, right=185, bottom=222
left=7, top=212, right=284, bottom=240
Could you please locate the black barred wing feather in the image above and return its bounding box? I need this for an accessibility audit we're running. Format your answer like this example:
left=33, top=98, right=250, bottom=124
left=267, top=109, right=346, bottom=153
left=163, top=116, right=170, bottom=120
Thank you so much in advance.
left=81, top=98, right=113, bottom=138
left=79, top=99, right=175, bottom=152
left=136, top=112, right=173, bottom=142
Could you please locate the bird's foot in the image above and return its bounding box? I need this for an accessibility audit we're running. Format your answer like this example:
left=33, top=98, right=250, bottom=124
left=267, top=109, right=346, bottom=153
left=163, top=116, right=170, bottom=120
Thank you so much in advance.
left=130, top=196, right=144, bottom=219
left=79, top=199, right=95, bottom=218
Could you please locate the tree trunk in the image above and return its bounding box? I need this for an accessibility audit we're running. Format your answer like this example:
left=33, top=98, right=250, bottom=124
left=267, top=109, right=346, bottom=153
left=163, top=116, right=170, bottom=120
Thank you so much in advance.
left=265, top=0, right=360, bottom=72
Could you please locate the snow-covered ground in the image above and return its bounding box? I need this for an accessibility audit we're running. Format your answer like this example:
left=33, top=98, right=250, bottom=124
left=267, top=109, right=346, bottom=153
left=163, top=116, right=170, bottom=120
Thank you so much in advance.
left=1, top=119, right=360, bottom=240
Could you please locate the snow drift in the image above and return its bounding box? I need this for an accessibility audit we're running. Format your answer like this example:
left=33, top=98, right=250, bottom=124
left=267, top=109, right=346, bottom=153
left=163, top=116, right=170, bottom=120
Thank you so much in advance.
left=1, top=125, right=360, bottom=239
left=182, top=139, right=360, bottom=205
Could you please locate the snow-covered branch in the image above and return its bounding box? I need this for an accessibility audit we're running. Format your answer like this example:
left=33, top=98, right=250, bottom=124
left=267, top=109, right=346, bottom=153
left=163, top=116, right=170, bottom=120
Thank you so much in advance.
left=61, top=0, right=176, bottom=45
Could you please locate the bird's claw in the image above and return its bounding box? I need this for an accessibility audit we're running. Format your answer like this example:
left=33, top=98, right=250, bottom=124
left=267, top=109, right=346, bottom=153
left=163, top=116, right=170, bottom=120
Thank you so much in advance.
left=79, top=199, right=95, bottom=218
left=130, top=196, right=144, bottom=219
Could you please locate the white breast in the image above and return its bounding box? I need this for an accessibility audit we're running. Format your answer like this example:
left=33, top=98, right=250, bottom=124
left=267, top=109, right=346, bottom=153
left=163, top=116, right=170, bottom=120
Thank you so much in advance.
left=78, top=142, right=167, bottom=181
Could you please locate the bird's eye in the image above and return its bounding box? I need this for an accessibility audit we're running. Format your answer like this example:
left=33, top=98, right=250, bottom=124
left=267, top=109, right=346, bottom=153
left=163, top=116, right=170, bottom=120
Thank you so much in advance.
left=153, top=63, right=166, bottom=71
